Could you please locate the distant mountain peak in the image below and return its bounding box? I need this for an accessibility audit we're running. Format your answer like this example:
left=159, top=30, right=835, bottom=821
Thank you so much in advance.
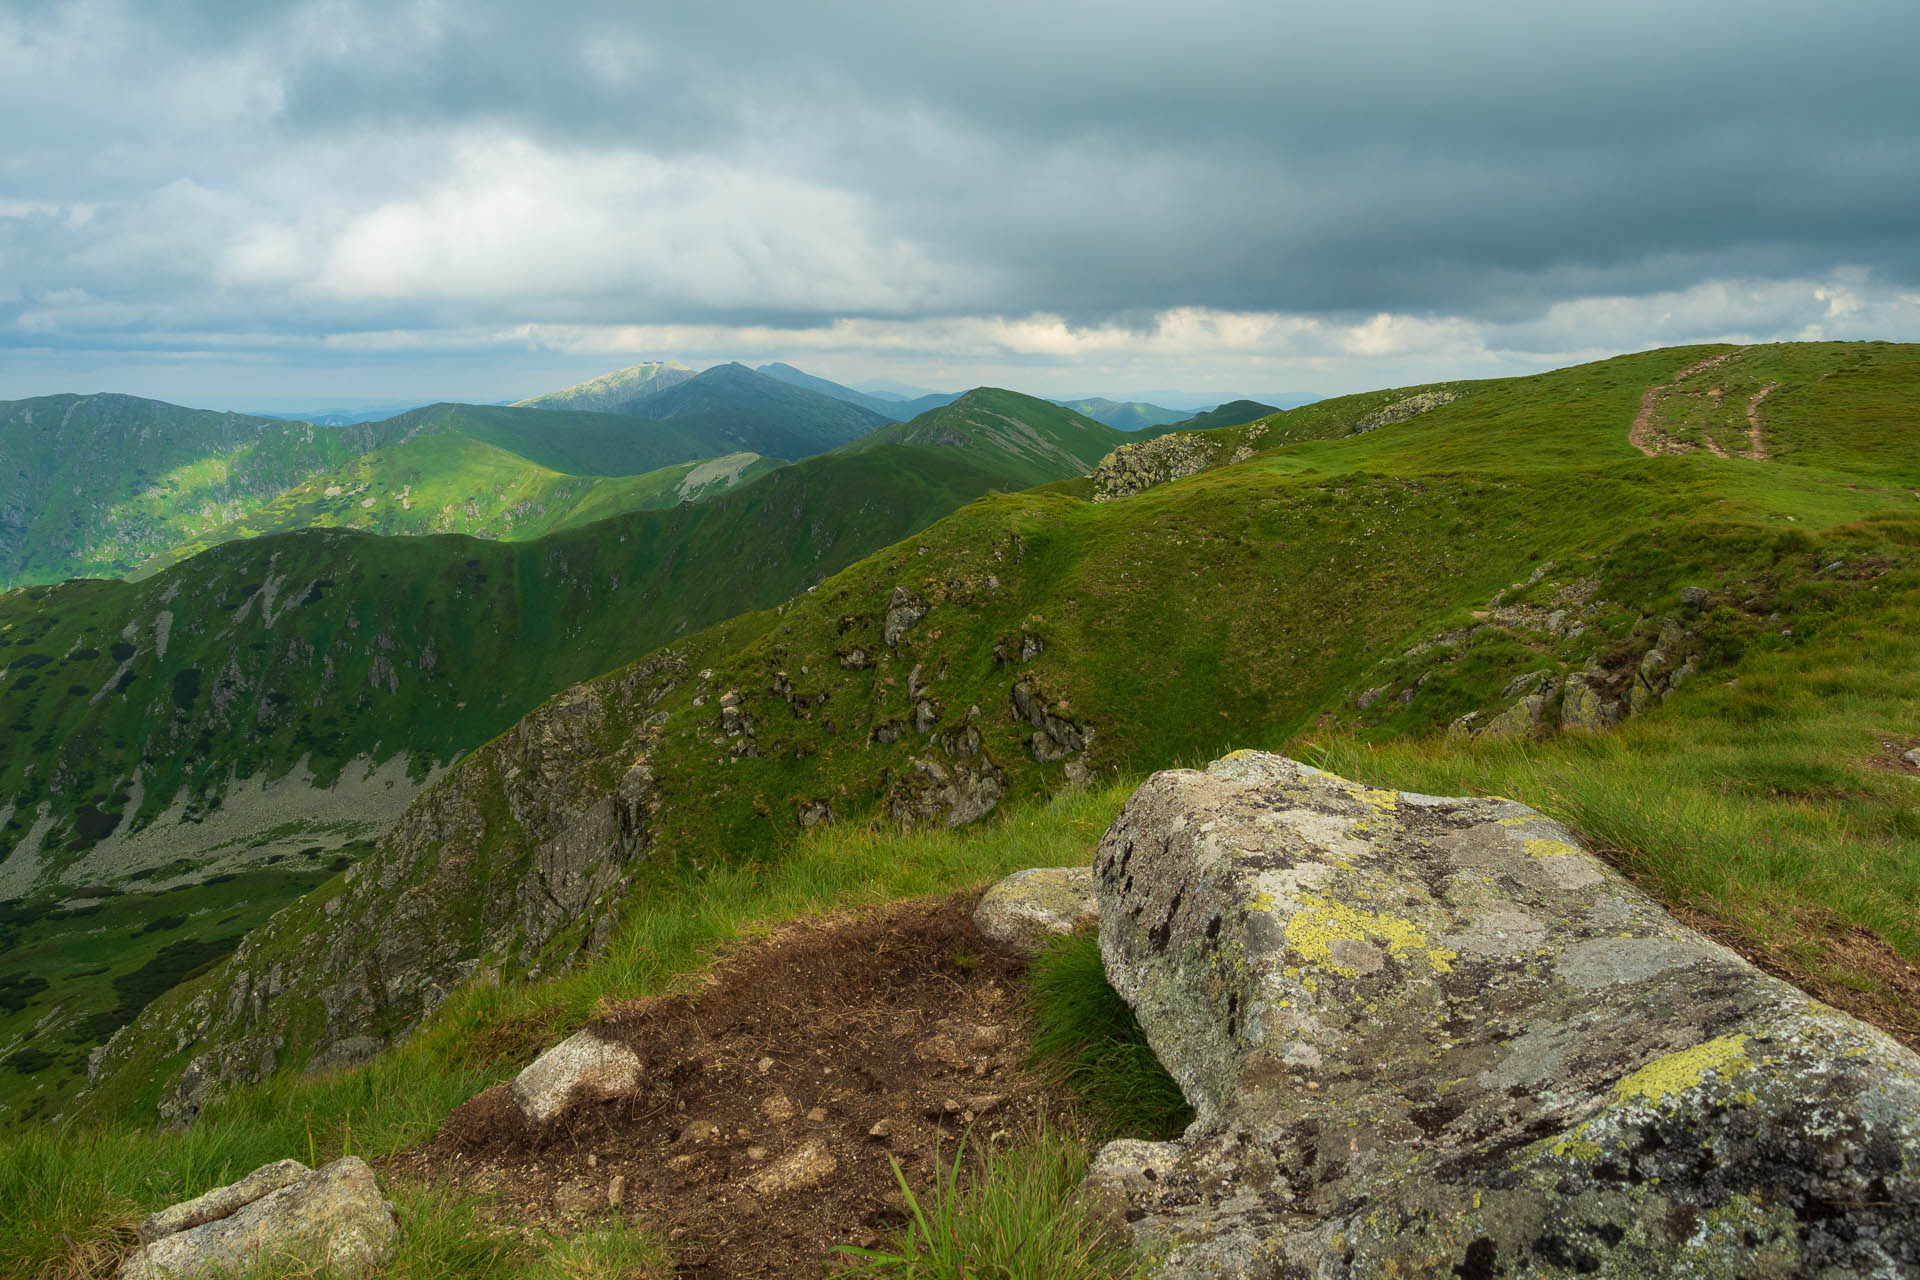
left=515, top=361, right=696, bottom=413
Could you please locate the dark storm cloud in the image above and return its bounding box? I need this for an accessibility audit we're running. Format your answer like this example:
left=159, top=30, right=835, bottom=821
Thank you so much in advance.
left=1, top=0, right=1916, bottom=370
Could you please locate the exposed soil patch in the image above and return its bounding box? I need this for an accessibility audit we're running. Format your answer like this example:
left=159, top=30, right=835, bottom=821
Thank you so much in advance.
left=1745, top=381, right=1779, bottom=459
left=1629, top=346, right=1750, bottom=457
left=1674, top=904, right=1920, bottom=1052
left=390, top=895, right=1049, bottom=1279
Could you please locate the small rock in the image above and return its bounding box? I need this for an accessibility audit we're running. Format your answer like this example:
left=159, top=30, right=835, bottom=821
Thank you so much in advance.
left=969, top=1024, right=1007, bottom=1052
left=756, top=1056, right=775, bottom=1074
left=749, top=1140, right=838, bottom=1196
left=747, top=1145, right=769, bottom=1161
left=119, top=1158, right=398, bottom=1280
left=761, top=1093, right=796, bottom=1123
left=510, top=1029, right=641, bottom=1125
left=807, top=1106, right=828, bottom=1122
left=973, top=866, right=1098, bottom=957
left=1680, top=584, right=1710, bottom=613
left=678, top=1120, right=720, bottom=1145
left=868, top=1119, right=893, bottom=1139
left=1903, top=748, right=1920, bottom=770
left=608, top=1175, right=626, bottom=1208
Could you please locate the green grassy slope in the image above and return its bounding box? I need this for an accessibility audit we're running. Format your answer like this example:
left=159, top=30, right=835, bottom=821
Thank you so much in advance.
left=0, top=442, right=1046, bottom=1116
left=0, top=395, right=412, bottom=589
left=841, top=388, right=1127, bottom=489
left=132, top=437, right=783, bottom=578
left=72, top=343, right=1920, bottom=1134
left=513, top=361, right=695, bottom=412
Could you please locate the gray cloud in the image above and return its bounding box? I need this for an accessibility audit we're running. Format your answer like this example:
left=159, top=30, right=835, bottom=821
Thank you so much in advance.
left=1, top=0, right=1916, bottom=396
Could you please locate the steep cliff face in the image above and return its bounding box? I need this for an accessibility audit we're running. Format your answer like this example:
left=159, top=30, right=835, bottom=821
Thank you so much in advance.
left=85, top=652, right=686, bottom=1125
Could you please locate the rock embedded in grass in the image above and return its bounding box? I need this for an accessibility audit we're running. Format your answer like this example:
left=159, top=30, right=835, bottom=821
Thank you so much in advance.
left=1082, top=751, right=1920, bottom=1278
left=118, top=1157, right=398, bottom=1280
left=972, top=866, right=1099, bottom=957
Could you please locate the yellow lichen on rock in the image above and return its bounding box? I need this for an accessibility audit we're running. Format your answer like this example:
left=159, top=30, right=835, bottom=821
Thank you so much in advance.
left=1522, top=837, right=1583, bottom=858
left=1283, top=894, right=1457, bottom=976
left=1614, top=1034, right=1752, bottom=1105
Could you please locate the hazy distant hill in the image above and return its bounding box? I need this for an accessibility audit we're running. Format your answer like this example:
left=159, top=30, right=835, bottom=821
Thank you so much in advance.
left=623, top=363, right=893, bottom=455
left=755, top=362, right=916, bottom=420
left=1054, top=396, right=1188, bottom=431
left=514, top=361, right=695, bottom=412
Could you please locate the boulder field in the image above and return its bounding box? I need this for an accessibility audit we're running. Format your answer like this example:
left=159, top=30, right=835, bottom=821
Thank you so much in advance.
left=1048, top=752, right=1920, bottom=1278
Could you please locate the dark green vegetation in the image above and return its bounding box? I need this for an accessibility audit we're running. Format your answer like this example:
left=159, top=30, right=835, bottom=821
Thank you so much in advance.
left=133, top=427, right=782, bottom=577
left=1027, top=931, right=1192, bottom=1140
left=0, top=864, right=334, bottom=1121
left=5, top=342, right=1919, bottom=1278
left=1164, top=398, right=1280, bottom=431
left=840, top=388, right=1129, bottom=489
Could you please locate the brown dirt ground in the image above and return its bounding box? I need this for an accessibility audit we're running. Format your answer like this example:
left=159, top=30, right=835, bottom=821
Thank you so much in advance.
left=388, top=895, right=1054, bottom=1279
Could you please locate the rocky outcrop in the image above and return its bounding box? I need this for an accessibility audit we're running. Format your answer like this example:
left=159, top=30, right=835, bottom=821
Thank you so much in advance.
left=119, top=1157, right=398, bottom=1280
left=973, top=867, right=1098, bottom=957
left=1348, top=388, right=1458, bottom=434
left=86, top=651, right=687, bottom=1126
left=1083, top=752, right=1920, bottom=1278
left=1091, top=434, right=1222, bottom=501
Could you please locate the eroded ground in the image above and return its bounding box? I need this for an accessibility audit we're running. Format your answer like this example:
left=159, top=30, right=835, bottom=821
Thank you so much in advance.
left=392, top=896, right=1053, bottom=1279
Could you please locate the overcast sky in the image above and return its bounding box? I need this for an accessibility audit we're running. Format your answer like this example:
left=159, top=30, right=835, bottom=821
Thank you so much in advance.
left=2, top=0, right=1917, bottom=408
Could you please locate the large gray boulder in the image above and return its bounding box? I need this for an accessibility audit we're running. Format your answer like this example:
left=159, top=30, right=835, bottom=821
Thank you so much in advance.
left=119, top=1156, right=398, bottom=1279
left=1084, top=751, right=1920, bottom=1278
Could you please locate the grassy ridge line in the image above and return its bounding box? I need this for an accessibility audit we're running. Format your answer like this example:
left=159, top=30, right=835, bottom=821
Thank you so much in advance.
left=0, top=395, right=413, bottom=589
left=132, top=438, right=785, bottom=579
left=78, top=343, right=1920, bottom=1130
left=838, top=389, right=1128, bottom=490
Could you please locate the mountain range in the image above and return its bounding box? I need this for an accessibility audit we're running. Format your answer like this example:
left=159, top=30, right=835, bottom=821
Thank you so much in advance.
left=46, top=340, right=1917, bottom=1143
left=5, top=342, right=1917, bottom=1280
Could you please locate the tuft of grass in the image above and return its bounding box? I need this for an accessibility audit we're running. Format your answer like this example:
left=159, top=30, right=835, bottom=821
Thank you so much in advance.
left=1026, top=932, right=1192, bottom=1141
left=831, top=1122, right=1133, bottom=1280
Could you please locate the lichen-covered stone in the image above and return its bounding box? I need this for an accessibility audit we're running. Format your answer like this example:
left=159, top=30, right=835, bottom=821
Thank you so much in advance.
left=119, top=1157, right=398, bottom=1279
left=973, top=867, right=1098, bottom=957
left=1084, top=751, right=1920, bottom=1279
left=137, top=1159, right=311, bottom=1244
left=511, top=1028, right=643, bottom=1124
